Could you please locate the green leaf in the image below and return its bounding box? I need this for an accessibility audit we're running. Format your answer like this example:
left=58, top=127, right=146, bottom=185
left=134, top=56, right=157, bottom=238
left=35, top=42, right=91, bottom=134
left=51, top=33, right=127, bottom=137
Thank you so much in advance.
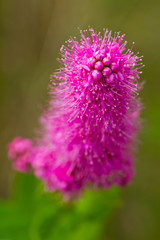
left=0, top=173, right=120, bottom=240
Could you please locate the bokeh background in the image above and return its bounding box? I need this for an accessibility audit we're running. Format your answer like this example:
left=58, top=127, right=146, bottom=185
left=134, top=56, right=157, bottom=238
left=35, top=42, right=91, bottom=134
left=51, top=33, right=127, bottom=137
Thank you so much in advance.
left=0, top=0, right=160, bottom=239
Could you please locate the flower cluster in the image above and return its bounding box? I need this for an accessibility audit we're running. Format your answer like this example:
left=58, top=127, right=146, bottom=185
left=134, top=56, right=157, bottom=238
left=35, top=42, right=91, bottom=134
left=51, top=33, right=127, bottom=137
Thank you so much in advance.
left=8, top=28, right=143, bottom=197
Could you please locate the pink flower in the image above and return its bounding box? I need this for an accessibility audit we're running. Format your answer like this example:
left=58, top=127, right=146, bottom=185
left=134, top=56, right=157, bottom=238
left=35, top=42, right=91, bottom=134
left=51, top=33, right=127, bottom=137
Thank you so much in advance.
left=8, top=137, right=34, bottom=172
left=8, top=28, right=143, bottom=197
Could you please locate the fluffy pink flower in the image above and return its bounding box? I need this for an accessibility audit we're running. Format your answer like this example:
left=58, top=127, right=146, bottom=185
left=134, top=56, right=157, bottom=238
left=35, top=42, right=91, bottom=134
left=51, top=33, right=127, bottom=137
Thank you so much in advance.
left=8, top=28, right=143, bottom=197
left=8, top=137, right=34, bottom=172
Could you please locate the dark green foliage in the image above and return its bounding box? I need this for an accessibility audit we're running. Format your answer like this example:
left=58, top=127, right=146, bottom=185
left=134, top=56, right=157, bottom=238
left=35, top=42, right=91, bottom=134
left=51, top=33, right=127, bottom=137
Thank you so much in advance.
left=0, top=173, right=120, bottom=240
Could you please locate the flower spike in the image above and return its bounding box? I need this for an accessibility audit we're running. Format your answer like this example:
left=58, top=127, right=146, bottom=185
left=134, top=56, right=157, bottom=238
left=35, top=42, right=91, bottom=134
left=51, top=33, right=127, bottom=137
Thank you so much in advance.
left=8, top=28, right=143, bottom=197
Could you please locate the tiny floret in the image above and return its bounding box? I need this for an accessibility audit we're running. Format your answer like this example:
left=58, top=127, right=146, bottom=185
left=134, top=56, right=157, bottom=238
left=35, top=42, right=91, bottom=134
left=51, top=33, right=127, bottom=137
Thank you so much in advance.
left=8, top=28, right=143, bottom=198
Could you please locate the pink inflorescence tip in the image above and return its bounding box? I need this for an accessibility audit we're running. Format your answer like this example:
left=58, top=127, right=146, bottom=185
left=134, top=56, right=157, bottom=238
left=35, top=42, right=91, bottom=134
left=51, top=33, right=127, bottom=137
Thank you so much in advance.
left=92, top=69, right=102, bottom=80
left=8, top=28, right=143, bottom=198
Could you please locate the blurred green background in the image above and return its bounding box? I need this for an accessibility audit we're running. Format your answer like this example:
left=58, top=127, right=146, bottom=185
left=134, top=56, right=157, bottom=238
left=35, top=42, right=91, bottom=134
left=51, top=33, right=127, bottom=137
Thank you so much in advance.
left=0, top=0, right=160, bottom=239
